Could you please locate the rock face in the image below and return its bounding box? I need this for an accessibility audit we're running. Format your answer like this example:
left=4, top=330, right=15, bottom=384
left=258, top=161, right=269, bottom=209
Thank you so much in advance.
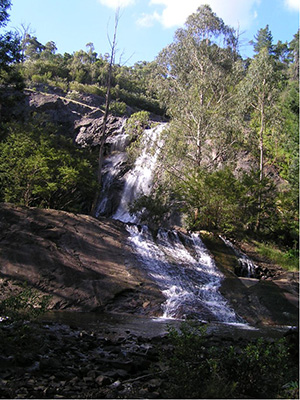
left=0, top=203, right=165, bottom=314
left=4, top=86, right=126, bottom=146
left=202, top=234, right=299, bottom=327
left=74, top=112, right=125, bottom=147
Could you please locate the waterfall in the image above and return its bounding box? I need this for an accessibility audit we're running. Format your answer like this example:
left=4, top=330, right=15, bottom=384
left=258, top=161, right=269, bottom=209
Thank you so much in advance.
left=220, top=236, right=258, bottom=278
left=97, top=121, right=243, bottom=323
left=113, top=124, right=165, bottom=223
left=127, top=225, right=240, bottom=322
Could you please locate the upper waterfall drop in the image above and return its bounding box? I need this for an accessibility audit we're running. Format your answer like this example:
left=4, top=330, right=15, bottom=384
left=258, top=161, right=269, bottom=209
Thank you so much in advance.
left=112, top=123, right=165, bottom=223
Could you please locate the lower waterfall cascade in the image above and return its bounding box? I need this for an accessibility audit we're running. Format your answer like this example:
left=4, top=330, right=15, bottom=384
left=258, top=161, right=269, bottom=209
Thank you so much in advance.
left=127, top=224, right=242, bottom=322
left=97, top=123, right=244, bottom=324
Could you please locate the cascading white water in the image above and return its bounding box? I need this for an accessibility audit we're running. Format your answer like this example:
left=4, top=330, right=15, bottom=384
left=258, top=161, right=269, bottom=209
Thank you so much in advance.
left=113, top=124, right=165, bottom=223
left=98, top=121, right=243, bottom=323
left=127, top=225, right=240, bottom=322
left=220, top=236, right=257, bottom=278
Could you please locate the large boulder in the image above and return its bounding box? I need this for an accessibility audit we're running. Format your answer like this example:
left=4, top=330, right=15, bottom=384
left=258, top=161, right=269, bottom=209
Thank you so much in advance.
left=0, top=203, right=164, bottom=314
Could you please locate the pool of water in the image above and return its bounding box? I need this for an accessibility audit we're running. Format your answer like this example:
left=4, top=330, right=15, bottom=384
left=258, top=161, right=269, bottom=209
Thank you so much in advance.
left=40, top=311, right=294, bottom=340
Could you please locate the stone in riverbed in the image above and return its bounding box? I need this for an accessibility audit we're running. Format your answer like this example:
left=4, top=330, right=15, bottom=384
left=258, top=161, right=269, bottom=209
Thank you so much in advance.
left=95, top=375, right=112, bottom=386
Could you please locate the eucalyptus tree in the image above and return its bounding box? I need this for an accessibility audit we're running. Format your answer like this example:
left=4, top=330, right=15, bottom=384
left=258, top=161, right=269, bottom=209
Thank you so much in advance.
left=153, top=5, right=243, bottom=227
left=22, top=35, right=45, bottom=60
left=240, top=48, right=279, bottom=182
left=155, top=5, right=242, bottom=172
left=238, top=31, right=282, bottom=231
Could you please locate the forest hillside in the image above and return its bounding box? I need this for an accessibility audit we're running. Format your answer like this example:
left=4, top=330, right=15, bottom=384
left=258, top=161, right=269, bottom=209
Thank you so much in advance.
left=0, top=1, right=299, bottom=265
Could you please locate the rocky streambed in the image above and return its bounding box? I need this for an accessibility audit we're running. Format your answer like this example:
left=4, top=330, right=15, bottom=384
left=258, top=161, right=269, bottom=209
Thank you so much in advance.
left=0, top=315, right=170, bottom=399
left=0, top=311, right=297, bottom=399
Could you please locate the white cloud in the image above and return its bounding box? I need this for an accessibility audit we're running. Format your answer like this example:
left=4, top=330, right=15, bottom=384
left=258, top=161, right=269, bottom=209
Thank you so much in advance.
left=285, top=0, right=300, bottom=11
left=141, top=0, right=261, bottom=29
left=137, top=12, right=161, bottom=27
left=98, top=0, right=135, bottom=9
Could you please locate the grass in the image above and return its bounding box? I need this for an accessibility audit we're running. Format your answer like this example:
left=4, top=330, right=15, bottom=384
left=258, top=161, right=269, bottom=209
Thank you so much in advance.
left=254, top=241, right=299, bottom=272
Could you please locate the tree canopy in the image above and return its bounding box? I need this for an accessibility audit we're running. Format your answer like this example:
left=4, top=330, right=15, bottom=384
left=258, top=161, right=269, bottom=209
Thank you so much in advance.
left=0, top=0, right=21, bottom=80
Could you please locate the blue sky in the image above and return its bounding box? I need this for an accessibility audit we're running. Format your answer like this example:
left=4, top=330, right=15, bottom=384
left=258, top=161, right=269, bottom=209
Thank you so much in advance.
left=7, top=0, right=299, bottom=65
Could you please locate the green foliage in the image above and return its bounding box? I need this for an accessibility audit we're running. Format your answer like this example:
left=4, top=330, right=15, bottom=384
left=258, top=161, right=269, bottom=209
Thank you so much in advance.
left=148, top=9, right=298, bottom=250
left=125, top=111, right=151, bottom=137
left=163, top=322, right=226, bottom=399
left=0, top=2, right=298, bottom=252
left=239, top=170, right=278, bottom=233
left=0, top=0, right=21, bottom=73
left=250, top=24, right=274, bottom=55
left=68, top=81, right=106, bottom=97
left=254, top=241, right=299, bottom=271
left=129, top=185, right=170, bottom=227
left=0, top=0, right=24, bottom=105
left=176, top=168, right=244, bottom=234
left=162, top=321, right=298, bottom=399
left=0, top=285, right=48, bottom=369
left=282, top=381, right=299, bottom=399
left=222, top=338, right=293, bottom=398
left=125, top=111, right=151, bottom=163
left=0, top=116, right=97, bottom=213
left=276, top=80, right=299, bottom=183
left=19, top=34, right=163, bottom=114
left=109, top=100, right=127, bottom=116
left=0, top=285, right=51, bottom=320
left=154, top=5, right=242, bottom=171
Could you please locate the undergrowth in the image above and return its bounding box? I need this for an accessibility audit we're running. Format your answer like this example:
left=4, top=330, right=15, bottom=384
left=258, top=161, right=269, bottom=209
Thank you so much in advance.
left=0, top=284, right=51, bottom=368
left=254, top=241, right=299, bottom=271
left=0, top=284, right=51, bottom=320
left=161, top=321, right=299, bottom=399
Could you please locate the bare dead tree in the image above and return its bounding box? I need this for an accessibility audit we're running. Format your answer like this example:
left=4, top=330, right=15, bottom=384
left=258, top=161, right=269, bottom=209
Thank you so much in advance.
left=91, top=8, right=120, bottom=216
left=15, top=23, right=35, bottom=61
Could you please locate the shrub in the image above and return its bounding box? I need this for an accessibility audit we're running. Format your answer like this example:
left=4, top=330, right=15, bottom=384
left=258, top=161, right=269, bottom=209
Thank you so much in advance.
left=109, top=100, right=127, bottom=116
left=68, top=82, right=106, bottom=97
left=162, top=321, right=298, bottom=399
left=0, top=116, right=98, bottom=213
left=125, top=111, right=151, bottom=138
left=129, top=185, right=170, bottom=227
left=125, top=111, right=151, bottom=164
